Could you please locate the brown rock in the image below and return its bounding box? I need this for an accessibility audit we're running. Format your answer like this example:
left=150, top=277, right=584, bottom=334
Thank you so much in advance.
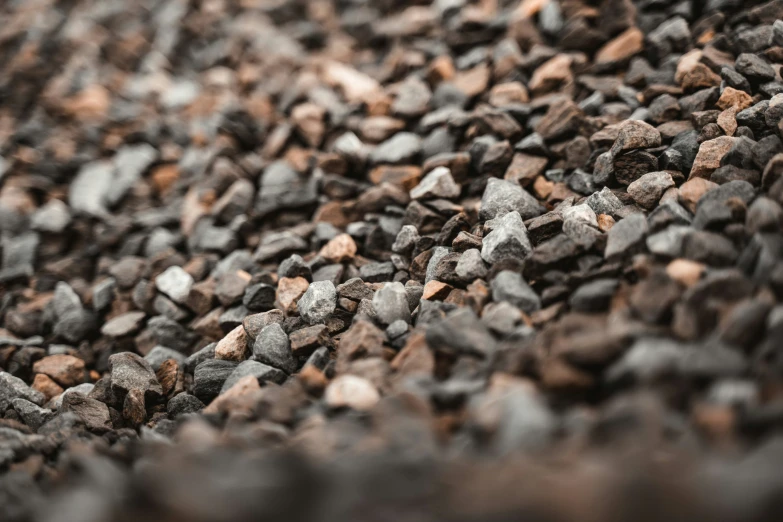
left=32, top=354, right=86, bottom=388
left=682, top=63, right=721, bottom=91
left=203, top=375, right=261, bottom=416
left=290, top=325, right=330, bottom=357
left=666, top=259, right=705, bottom=287
left=61, top=394, right=112, bottom=432
left=156, top=359, right=180, bottom=397
left=535, top=100, right=583, bottom=141
left=505, top=153, right=549, bottom=185
left=186, top=279, right=216, bottom=315
left=530, top=55, right=573, bottom=94
left=391, top=331, right=434, bottom=377
left=32, top=373, right=64, bottom=401
left=453, top=63, right=490, bottom=98
left=291, top=103, right=326, bottom=148
left=336, top=319, right=385, bottom=372
left=717, top=107, right=738, bottom=136
left=360, top=117, right=407, bottom=143
left=679, top=178, right=719, bottom=212
left=489, top=82, right=529, bottom=107
left=610, top=120, right=662, bottom=154
left=277, top=277, right=310, bottom=314
left=716, top=87, right=754, bottom=111
left=318, top=233, right=357, bottom=263
left=690, top=136, right=737, bottom=179
left=215, top=325, right=249, bottom=361
left=122, top=388, right=146, bottom=427
left=597, top=214, right=615, bottom=232
left=595, top=27, right=644, bottom=64
left=422, top=280, right=453, bottom=301
left=323, top=61, right=381, bottom=104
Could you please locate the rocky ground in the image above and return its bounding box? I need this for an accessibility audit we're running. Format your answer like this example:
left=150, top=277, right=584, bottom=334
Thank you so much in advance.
left=3, top=0, right=783, bottom=520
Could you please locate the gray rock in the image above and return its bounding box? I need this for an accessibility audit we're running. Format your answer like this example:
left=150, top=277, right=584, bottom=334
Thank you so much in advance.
left=569, top=278, right=619, bottom=312
left=242, top=283, right=276, bottom=312
left=456, top=248, right=488, bottom=281
left=184, top=343, right=216, bottom=375
left=144, top=346, right=187, bottom=371
left=69, top=161, right=114, bottom=218
left=604, top=213, right=649, bottom=258
left=243, top=309, right=286, bottom=341
left=481, top=211, right=533, bottom=264
left=585, top=187, right=624, bottom=215
left=53, top=309, right=96, bottom=344
left=147, top=315, right=196, bottom=352
left=0, top=372, right=45, bottom=412
left=491, top=271, right=541, bottom=314
left=480, top=178, right=543, bottom=221
left=278, top=254, right=312, bottom=279
left=252, top=323, right=297, bottom=374
left=392, top=225, right=420, bottom=255
left=369, top=132, right=422, bottom=165
left=372, top=282, right=411, bottom=324
left=562, top=204, right=602, bottom=248
left=607, top=338, right=683, bottom=383
left=105, top=144, right=158, bottom=207
left=30, top=199, right=72, bottom=233
left=154, top=266, right=194, bottom=304
left=297, top=280, right=337, bottom=324
left=193, top=359, right=239, bottom=402
left=109, top=352, right=163, bottom=400
left=92, top=278, right=116, bottom=313
left=254, top=231, right=308, bottom=262
left=426, top=247, right=451, bottom=284
left=167, top=393, right=204, bottom=417
left=11, top=398, right=54, bottom=431
left=220, top=360, right=287, bottom=393
left=359, top=261, right=395, bottom=283
left=410, top=167, right=460, bottom=200
left=0, top=232, right=38, bottom=281
left=426, top=307, right=497, bottom=357
left=646, top=225, right=692, bottom=257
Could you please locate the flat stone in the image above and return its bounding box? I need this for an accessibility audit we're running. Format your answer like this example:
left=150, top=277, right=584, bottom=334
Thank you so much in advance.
left=61, top=394, right=112, bottom=432
left=101, top=311, right=146, bottom=337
